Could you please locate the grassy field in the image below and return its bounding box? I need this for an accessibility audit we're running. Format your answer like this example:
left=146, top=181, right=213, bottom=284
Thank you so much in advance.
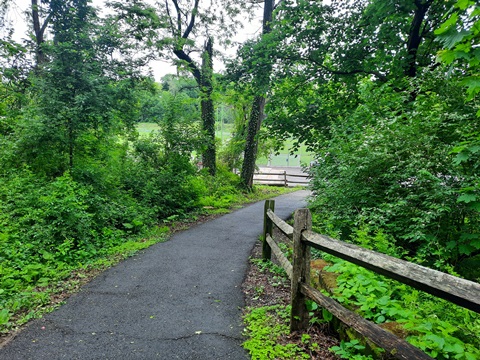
left=256, top=143, right=314, bottom=167
left=136, top=122, right=314, bottom=167
left=136, top=122, right=161, bottom=136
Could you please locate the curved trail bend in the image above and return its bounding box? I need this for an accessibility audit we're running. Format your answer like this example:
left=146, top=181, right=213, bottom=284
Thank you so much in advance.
left=0, top=190, right=310, bottom=360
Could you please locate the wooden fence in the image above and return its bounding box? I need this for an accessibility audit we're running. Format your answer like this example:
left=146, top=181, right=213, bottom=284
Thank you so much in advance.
left=253, top=171, right=310, bottom=187
left=262, top=199, right=480, bottom=360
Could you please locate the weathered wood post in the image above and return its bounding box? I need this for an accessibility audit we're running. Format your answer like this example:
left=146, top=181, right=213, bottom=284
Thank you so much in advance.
left=262, top=200, right=275, bottom=261
left=290, top=208, right=312, bottom=332
left=283, top=170, right=287, bottom=187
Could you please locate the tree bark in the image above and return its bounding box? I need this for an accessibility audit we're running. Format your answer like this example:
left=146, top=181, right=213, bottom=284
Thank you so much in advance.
left=240, top=0, right=274, bottom=189
left=31, top=0, right=51, bottom=66
left=167, top=0, right=217, bottom=175
left=405, top=0, right=432, bottom=78
left=240, top=95, right=265, bottom=188
left=201, top=37, right=216, bottom=176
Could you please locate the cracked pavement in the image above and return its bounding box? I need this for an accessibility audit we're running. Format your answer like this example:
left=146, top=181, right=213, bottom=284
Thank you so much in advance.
left=0, top=190, right=309, bottom=360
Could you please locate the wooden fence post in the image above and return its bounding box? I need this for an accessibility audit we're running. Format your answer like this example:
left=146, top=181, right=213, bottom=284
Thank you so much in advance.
left=290, top=208, right=312, bottom=332
left=283, top=171, right=287, bottom=187
left=262, top=200, right=275, bottom=261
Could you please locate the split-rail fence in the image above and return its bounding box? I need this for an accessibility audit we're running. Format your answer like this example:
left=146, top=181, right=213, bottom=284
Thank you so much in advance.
left=262, top=199, right=480, bottom=360
left=253, top=170, right=309, bottom=187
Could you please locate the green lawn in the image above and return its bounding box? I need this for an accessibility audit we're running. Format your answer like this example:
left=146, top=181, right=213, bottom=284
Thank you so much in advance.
left=136, top=122, right=314, bottom=167
left=136, top=122, right=161, bottom=136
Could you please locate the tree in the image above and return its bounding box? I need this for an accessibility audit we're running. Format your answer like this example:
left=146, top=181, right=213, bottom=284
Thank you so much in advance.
left=6, top=0, right=144, bottom=178
left=157, top=0, right=250, bottom=176
left=252, top=0, right=480, bottom=268
left=199, top=36, right=215, bottom=174
left=263, top=0, right=456, bottom=148
left=31, top=0, right=52, bottom=66
left=110, top=0, right=254, bottom=175
left=240, top=0, right=274, bottom=189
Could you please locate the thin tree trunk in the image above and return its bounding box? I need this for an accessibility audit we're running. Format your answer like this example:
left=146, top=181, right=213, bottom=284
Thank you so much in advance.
left=240, top=96, right=265, bottom=188
left=240, top=0, right=274, bottom=189
left=201, top=37, right=216, bottom=176
left=68, top=118, right=74, bottom=171
left=405, top=0, right=432, bottom=78
left=31, top=0, right=50, bottom=66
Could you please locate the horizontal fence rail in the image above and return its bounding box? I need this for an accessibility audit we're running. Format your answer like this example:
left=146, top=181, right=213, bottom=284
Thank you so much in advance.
left=254, top=171, right=310, bottom=187
left=233, top=169, right=310, bottom=187
left=302, top=231, right=480, bottom=313
left=262, top=200, right=480, bottom=360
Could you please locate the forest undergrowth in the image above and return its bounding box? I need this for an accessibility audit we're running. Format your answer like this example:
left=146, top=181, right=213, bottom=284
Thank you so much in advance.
left=0, top=166, right=295, bottom=342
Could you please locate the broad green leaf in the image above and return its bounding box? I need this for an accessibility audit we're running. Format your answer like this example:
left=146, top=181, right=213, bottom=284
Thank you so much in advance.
left=454, top=152, right=470, bottom=164
left=434, top=13, right=458, bottom=35
left=426, top=334, right=446, bottom=349
left=456, top=0, right=472, bottom=11
left=457, top=194, right=477, bottom=203
left=469, top=145, right=480, bottom=153
left=438, top=49, right=456, bottom=64
left=464, top=76, right=480, bottom=99
left=471, top=238, right=480, bottom=250
left=466, top=353, right=477, bottom=360
left=0, top=309, right=10, bottom=325
left=459, top=243, right=474, bottom=255
left=437, top=30, right=471, bottom=49
left=468, top=202, right=480, bottom=211
left=42, top=250, right=54, bottom=261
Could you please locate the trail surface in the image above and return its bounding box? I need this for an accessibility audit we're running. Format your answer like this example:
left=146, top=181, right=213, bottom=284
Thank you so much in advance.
left=0, top=190, right=309, bottom=360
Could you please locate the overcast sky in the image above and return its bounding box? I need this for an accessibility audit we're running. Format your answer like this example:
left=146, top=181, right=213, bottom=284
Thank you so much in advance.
left=6, top=0, right=262, bottom=81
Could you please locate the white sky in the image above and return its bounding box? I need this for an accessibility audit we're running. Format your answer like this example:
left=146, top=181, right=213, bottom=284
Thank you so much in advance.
left=6, top=0, right=262, bottom=81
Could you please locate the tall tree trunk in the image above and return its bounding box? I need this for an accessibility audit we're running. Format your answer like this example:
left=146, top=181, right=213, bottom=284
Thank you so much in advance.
left=405, top=0, right=432, bottom=78
left=68, top=118, right=74, bottom=171
left=31, top=0, right=51, bottom=66
left=240, top=0, right=274, bottom=189
left=173, top=40, right=216, bottom=176
left=240, top=95, right=265, bottom=188
left=201, top=37, right=216, bottom=176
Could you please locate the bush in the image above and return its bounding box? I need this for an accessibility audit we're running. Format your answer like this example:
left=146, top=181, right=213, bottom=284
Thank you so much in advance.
left=309, top=76, right=480, bottom=268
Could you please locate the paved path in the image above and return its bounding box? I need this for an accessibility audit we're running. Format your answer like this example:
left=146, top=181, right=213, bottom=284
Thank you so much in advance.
left=0, top=190, right=310, bottom=360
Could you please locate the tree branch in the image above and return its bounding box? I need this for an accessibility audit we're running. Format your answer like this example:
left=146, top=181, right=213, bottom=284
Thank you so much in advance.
left=406, top=0, right=433, bottom=77
left=182, top=0, right=199, bottom=39
left=173, top=48, right=201, bottom=84
left=165, top=0, right=177, bottom=34
left=39, top=12, right=53, bottom=37
left=307, top=55, right=387, bottom=82
left=171, top=0, right=182, bottom=34
left=274, top=0, right=284, bottom=11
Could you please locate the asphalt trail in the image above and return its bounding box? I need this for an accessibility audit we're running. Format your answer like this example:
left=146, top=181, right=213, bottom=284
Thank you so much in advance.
left=0, top=190, right=310, bottom=360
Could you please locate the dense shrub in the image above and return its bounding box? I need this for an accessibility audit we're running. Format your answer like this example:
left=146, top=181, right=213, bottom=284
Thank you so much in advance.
left=309, top=75, right=480, bottom=270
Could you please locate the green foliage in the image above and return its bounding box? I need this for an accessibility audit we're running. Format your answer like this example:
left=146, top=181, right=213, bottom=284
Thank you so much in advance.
left=307, top=72, right=479, bottom=268
left=330, top=340, right=374, bottom=360
left=254, top=0, right=480, bottom=271
left=435, top=0, right=480, bottom=253
left=250, top=258, right=287, bottom=278
left=121, top=137, right=200, bottom=219
left=196, top=165, right=242, bottom=209
left=157, top=90, right=203, bottom=157
left=320, top=252, right=480, bottom=359
left=0, top=0, right=296, bottom=339
left=243, top=305, right=309, bottom=360
left=435, top=1, right=480, bottom=100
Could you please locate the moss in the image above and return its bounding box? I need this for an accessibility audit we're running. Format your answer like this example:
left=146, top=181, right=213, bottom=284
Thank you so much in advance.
left=310, top=259, right=338, bottom=295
